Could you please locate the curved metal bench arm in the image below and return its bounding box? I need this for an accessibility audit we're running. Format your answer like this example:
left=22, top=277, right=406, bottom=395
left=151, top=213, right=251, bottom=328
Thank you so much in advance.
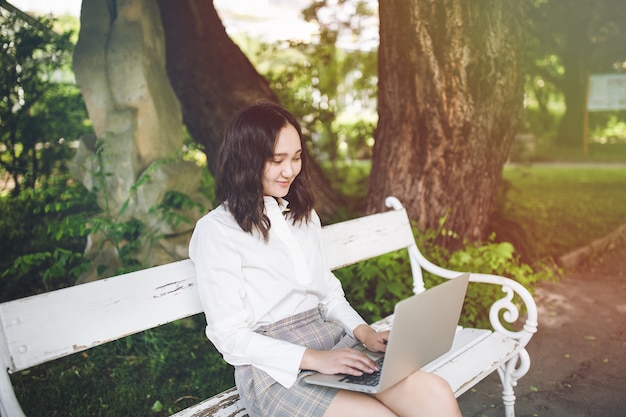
left=384, top=196, right=538, bottom=345
left=385, top=196, right=538, bottom=417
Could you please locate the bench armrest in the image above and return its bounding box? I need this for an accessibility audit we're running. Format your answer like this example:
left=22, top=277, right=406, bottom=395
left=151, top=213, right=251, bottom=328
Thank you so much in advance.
left=384, top=197, right=538, bottom=348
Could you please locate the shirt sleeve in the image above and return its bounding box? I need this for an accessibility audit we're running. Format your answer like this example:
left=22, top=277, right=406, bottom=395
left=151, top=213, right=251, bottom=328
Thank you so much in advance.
left=319, top=270, right=368, bottom=338
left=310, top=211, right=368, bottom=337
left=189, top=215, right=307, bottom=388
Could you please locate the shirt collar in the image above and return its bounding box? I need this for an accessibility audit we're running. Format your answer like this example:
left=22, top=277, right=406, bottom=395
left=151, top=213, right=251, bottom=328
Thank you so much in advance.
left=264, top=196, right=290, bottom=214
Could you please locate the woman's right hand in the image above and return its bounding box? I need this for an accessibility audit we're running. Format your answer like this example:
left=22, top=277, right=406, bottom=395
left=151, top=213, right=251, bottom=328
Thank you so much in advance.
left=300, top=348, right=379, bottom=376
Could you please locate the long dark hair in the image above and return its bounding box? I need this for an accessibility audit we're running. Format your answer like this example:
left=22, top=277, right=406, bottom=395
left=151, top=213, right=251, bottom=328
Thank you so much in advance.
left=215, top=101, right=315, bottom=240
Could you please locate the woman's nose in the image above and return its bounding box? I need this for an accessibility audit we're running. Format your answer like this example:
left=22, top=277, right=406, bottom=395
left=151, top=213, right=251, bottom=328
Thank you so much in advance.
left=282, top=164, right=294, bottom=177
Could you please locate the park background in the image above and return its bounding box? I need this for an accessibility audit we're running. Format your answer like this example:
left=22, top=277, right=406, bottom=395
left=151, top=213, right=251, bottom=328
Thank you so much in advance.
left=1, top=1, right=625, bottom=415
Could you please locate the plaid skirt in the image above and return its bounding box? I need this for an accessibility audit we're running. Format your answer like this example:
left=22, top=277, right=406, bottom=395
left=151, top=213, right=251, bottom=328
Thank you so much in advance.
left=235, top=307, right=357, bottom=417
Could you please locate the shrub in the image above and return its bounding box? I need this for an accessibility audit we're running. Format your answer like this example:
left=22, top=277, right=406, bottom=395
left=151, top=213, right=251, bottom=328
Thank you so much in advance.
left=0, top=175, right=97, bottom=301
left=335, top=224, right=558, bottom=329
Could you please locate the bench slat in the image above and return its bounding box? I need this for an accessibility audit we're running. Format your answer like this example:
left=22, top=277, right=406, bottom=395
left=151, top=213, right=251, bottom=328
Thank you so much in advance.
left=0, top=259, right=201, bottom=372
left=170, top=387, right=247, bottom=417
left=433, top=332, right=521, bottom=397
left=0, top=209, right=415, bottom=374
left=322, top=208, right=415, bottom=270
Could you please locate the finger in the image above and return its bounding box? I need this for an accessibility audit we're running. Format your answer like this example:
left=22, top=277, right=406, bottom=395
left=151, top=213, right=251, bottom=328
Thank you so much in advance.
left=343, top=359, right=376, bottom=375
left=365, top=339, right=387, bottom=353
left=353, top=352, right=380, bottom=372
left=341, top=367, right=364, bottom=376
left=342, top=351, right=378, bottom=373
left=375, top=332, right=390, bottom=351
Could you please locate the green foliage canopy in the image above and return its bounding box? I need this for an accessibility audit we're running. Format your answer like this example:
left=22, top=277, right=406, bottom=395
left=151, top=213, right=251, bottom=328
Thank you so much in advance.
left=524, top=0, right=626, bottom=145
left=233, top=0, right=378, bottom=183
left=0, top=10, right=90, bottom=195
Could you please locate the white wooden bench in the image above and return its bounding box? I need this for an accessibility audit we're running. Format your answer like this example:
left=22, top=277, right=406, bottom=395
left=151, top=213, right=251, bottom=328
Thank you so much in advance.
left=0, top=197, right=537, bottom=417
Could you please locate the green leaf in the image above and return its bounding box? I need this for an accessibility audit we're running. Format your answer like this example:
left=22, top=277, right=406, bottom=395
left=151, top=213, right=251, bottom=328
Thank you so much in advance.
left=151, top=400, right=163, bottom=413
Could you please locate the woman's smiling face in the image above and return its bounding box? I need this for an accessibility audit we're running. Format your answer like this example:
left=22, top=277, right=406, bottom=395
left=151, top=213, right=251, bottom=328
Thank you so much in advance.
left=262, top=124, right=302, bottom=198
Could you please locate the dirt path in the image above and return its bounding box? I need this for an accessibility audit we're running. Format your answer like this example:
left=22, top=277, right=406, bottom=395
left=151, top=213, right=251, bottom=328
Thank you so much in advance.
left=457, top=238, right=626, bottom=417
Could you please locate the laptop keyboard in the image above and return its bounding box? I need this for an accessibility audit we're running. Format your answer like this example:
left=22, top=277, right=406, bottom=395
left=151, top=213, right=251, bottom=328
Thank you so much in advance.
left=338, top=356, right=385, bottom=386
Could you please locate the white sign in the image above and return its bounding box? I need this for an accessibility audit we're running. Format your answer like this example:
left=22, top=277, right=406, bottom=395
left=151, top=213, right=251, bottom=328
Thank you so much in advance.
left=587, top=73, right=626, bottom=111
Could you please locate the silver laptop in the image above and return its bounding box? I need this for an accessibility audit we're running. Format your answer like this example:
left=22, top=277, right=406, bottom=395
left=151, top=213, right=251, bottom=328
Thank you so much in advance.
left=304, top=273, right=470, bottom=394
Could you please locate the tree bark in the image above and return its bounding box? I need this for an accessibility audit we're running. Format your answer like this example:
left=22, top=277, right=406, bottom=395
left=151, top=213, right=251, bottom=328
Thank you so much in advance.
left=156, top=0, right=342, bottom=218
left=156, top=0, right=274, bottom=173
left=369, top=0, right=524, bottom=248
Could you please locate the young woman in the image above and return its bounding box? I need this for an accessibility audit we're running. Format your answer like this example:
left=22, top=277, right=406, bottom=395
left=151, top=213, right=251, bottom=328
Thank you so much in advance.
left=189, top=102, right=462, bottom=417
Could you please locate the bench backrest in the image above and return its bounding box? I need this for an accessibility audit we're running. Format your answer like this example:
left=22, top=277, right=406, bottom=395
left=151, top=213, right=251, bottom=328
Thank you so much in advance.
left=0, top=206, right=416, bottom=374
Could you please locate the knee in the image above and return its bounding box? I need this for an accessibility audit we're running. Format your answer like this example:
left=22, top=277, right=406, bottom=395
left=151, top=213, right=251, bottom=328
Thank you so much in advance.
left=406, top=371, right=455, bottom=399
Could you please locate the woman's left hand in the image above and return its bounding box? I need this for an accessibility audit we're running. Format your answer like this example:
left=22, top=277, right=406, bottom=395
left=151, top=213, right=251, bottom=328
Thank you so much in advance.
left=353, top=324, right=390, bottom=352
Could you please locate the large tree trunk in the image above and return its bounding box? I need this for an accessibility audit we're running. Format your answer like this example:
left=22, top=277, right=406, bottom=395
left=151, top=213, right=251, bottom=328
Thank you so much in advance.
left=368, top=0, right=524, bottom=249
left=156, top=0, right=342, bottom=218
left=73, top=0, right=206, bottom=279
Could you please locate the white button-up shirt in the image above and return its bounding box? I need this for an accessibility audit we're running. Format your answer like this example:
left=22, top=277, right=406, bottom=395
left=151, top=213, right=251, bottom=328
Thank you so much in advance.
left=189, top=197, right=366, bottom=388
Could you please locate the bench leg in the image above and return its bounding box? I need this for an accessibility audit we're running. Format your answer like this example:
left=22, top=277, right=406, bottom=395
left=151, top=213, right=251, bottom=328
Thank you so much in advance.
left=497, top=348, right=531, bottom=417
left=0, top=372, right=27, bottom=417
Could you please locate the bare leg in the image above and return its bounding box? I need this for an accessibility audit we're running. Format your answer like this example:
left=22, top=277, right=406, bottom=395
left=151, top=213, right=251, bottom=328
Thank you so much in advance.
left=323, top=390, right=398, bottom=417
left=375, top=371, right=462, bottom=417
left=323, top=371, right=460, bottom=417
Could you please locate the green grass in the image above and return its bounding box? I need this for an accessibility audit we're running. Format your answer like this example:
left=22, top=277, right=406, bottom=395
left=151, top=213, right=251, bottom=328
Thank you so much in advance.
left=498, top=164, right=626, bottom=261
left=12, top=317, right=234, bottom=417
left=531, top=142, right=626, bottom=163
